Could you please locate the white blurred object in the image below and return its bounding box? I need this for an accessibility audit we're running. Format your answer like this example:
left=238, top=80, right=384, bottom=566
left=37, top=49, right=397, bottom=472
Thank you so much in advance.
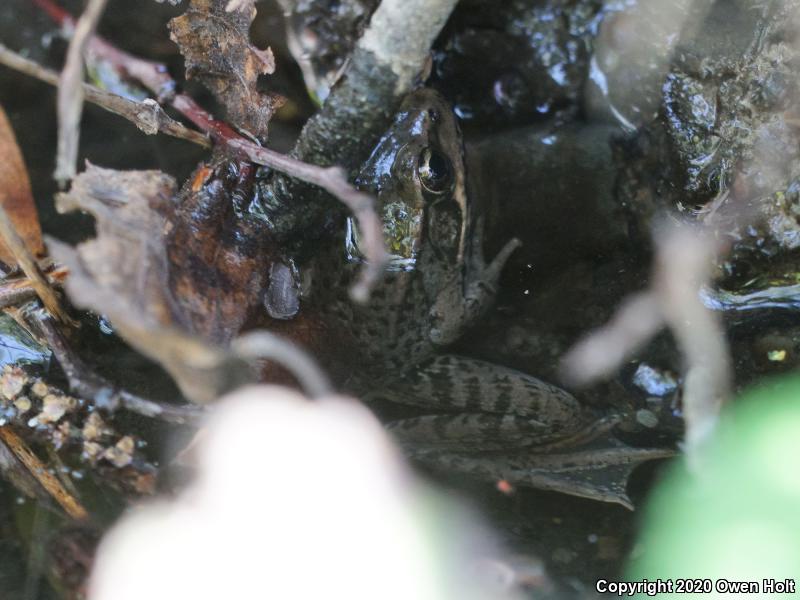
left=89, top=385, right=526, bottom=600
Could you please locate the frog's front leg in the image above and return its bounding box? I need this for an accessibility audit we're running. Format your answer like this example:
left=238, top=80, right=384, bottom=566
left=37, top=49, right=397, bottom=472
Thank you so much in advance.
left=429, top=235, right=521, bottom=346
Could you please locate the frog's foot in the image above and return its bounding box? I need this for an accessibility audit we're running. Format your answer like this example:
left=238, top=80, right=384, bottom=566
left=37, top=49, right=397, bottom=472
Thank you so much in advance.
left=410, top=443, right=675, bottom=510
left=390, top=411, right=675, bottom=509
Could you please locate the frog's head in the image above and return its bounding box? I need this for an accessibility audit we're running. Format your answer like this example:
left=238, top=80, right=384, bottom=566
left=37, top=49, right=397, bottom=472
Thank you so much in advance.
left=350, top=89, right=469, bottom=271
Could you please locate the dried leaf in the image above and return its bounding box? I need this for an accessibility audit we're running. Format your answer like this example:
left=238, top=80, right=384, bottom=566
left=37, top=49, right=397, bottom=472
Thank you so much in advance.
left=49, top=163, right=263, bottom=403
left=0, top=105, right=44, bottom=267
left=169, top=0, right=284, bottom=139
left=164, top=159, right=273, bottom=344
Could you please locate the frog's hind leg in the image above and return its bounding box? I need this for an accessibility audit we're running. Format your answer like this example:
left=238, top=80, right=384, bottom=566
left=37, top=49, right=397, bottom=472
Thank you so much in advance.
left=390, top=415, right=675, bottom=509
left=374, top=355, right=676, bottom=509
left=369, top=354, right=584, bottom=433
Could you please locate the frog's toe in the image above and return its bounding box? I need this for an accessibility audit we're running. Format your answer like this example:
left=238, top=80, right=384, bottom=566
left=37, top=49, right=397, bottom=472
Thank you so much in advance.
left=482, top=237, right=523, bottom=283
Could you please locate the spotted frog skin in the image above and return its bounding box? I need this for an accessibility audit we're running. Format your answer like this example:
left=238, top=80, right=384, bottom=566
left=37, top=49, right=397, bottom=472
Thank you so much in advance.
left=309, top=89, right=672, bottom=508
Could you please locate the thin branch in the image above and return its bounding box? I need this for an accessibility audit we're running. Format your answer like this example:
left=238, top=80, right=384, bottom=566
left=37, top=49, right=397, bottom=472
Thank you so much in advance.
left=291, top=0, right=462, bottom=168
left=55, top=0, right=108, bottom=184
left=560, top=221, right=733, bottom=464
left=654, top=226, right=731, bottom=458
left=0, top=426, right=89, bottom=521
left=264, top=0, right=461, bottom=253
left=232, top=331, right=333, bottom=398
left=0, top=45, right=210, bottom=148
left=227, top=139, right=388, bottom=300
left=560, top=292, right=664, bottom=385
left=28, top=307, right=202, bottom=425
left=0, top=196, right=74, bottom=325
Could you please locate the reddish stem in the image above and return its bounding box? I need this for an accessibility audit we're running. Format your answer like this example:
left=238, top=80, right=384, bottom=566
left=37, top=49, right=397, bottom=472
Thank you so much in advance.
left=31, top=0, right=71, bottom=26
left=34, top=0, right=228, bottom=135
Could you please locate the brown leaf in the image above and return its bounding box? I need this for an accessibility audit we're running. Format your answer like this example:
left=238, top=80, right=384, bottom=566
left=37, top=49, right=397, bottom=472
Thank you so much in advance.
left=164, top=159, right=273, bottom=344
left=0, top=105, right=44, bottom=267
left=169, top=0, right=284, bottom=139
left=49, top=163, right=266, bottom=403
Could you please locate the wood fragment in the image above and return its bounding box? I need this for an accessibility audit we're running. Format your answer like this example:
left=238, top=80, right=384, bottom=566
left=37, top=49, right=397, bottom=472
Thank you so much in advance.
left=0, top=105, right=45, bottom=266
left=0, top=425, right=88, bottom=521
left=0, top=197, right=74, bottom=325
left=55, top=0, right=109, bottom=184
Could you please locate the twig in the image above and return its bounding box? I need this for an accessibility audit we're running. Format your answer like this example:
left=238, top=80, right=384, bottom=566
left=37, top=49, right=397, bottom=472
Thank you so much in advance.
left=232, top=331, right=333, bottom=398
left=0, top=265, right=68, bottom=310
left=292, top=0, right=461, bottom=167
left=560, top=221, right=732, bottom=463
left=560, top=292, right=664, bottom=384
left=0, top=45, right=210, bottom=149
left=0, top=426, right=89, bottom=521
left=32, top=0, right=389, bottom=300
left=28, top=306, right=202, bottom=425
left=0, top=196, right=74, bottom=325
left=55, top=0, right=108, bottom=184
left=654, top=226, right=731, bottom=458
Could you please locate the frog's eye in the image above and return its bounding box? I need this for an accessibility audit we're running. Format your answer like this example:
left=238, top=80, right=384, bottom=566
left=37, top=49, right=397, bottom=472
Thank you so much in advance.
left=418, top=147, right=453, bottom=195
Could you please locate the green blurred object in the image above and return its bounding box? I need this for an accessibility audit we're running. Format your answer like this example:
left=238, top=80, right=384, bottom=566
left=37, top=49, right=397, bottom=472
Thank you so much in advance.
left=628, top=377, right=800, bottom=595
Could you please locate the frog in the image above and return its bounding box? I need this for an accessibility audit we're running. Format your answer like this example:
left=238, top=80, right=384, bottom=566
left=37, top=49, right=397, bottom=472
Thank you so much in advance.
left=310, top=88, right=520, bottom=373
left=307, top=88, right=673, bottom=509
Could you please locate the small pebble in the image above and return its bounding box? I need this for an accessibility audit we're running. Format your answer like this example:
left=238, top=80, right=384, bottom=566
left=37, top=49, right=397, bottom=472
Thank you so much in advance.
left=767, top=349, right=787, bottom=362
left=636, top=409, right=659, bottom=429
left=31, top=381, right=49, bottom=398
left=632, top=363, right=678, bottom=396
left=552, top=547, right=576, bottom=564
left=13, top=396, right=31, bottom=413
left=39, top=394, right=68, bottom=424
left=0, top=367, right=27, bottom=400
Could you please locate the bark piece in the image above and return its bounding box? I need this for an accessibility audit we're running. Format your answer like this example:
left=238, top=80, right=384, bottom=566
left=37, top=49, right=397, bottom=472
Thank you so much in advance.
left=169, top=0, right=284, bottom=139
left=0, top=105, right=44, bottom=267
